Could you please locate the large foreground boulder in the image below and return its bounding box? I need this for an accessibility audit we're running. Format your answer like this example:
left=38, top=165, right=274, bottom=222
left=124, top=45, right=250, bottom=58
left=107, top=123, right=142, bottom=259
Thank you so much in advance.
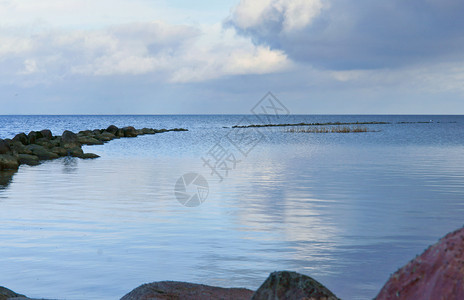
left=252, top=271, right=339, bottom=300
left=120, top=281, right=254, bottom=300
left=376, top=227, right=464, bottom=300
left=0, top=286, right=26, bottom=300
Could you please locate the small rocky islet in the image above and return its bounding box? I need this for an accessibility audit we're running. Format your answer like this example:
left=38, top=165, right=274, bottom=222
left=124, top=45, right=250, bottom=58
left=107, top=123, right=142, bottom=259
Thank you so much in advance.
left=0, top=125, right=188, bottom=171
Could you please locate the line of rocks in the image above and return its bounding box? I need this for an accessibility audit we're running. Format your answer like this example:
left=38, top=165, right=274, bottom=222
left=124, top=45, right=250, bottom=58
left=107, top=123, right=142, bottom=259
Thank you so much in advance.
left=0, top=125, right=188, bottom=170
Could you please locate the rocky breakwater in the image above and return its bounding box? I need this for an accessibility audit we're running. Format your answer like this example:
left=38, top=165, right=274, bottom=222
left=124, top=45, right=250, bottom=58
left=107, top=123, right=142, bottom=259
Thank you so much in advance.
left=0, top=125, right=188, bottom=171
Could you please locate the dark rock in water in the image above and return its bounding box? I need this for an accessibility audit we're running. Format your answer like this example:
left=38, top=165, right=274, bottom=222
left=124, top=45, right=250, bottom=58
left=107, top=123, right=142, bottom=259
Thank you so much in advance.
left=122, top=126, right=137, bottom=137
left=25, top=144, right=59, bottom=160
left=0, top=139, right=11, bottom=154
left=115, top=129, right=125, bottom=137
left=106, top=125, right=119, bottom=135
left=82, top=153, right=100, bottom=159
left=141, top=128, right=155, bottom=134
left=120, top=281, right=254, bottom=300
left=51, top=147, right=68, bottom=157
left=40, top=129, right=53, bottom=140
left=12, top=132, right=28, bottom=145
left=27, top=131, right=43, bottom=144
left=10, top=141, right=32, bottom=155
left=252, top=271, right=339, bottom=300
left=0, top=154, right=19, bottom=170
left=61, top=130, right=80, bottom=149
left=18, top=154, right=40, bottom=166
left=92, top=129, right=102, bottom=135
left=67, top=147, right=84, bottom=158
left=0, top=286, right=27, bottom=300
left=34, top=138, right=54, bottom=149
left=376, top=227, right=464, bottom=300
left=77, top=136, right=104, bottom=145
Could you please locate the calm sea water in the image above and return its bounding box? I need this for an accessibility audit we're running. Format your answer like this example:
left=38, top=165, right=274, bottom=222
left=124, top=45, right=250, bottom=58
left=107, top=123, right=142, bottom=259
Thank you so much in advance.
left=0, top=115, right=463, bottom=300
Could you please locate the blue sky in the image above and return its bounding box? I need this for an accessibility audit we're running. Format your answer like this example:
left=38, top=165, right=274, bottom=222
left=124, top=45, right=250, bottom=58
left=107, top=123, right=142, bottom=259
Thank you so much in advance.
left=0, top=0, right=463, bottom=114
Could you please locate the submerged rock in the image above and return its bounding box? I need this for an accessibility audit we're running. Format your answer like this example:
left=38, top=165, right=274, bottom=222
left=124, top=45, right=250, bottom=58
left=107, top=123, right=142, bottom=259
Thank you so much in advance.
left=376, top=227, right=464, bottom=300
left=120, top=281, right=254, bottom=300
left=252, top=271, right=340, bottom=300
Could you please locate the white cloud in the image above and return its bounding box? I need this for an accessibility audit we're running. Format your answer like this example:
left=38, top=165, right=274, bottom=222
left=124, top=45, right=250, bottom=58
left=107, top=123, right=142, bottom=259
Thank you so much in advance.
left=230, top=0, right=325, bottom=32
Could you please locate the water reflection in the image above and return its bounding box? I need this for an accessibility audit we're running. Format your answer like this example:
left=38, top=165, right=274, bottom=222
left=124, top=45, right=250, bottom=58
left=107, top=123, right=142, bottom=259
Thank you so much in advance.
left=0, top=169, right=16, bottom=190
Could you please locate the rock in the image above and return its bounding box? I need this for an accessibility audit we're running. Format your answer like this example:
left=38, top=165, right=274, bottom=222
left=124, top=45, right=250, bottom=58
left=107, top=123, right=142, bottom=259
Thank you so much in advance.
left=376, top=227, right=464, bottom=300
left=40, top=129, right=53, bottom=140
left=77, top=136, right=104, bottom=145
left=115, top=129, right=125, bottom=137
left=141, top=128, right=155, bottom=134
left=78, top=130, right=94, bottom=136
left=92, top=129, right=102, bottom=135
left=25, top=144, right=59, bottom=160
left=121, top=281, right=254, bottom=300
left=18, top=154, right=40, bottom=166
left=10, top=141, right=32, bottom=155
left=12, top=132, right=28, bottom=145
left=51, top=147, right=68, bottom=157
left=252, top=271, right=339, bottom=300
left=0, top=139, right=11, bottom=154
left=170, top=128, right=188, bottom=132
left=106, top=125, right=119, bottom=135
left=35, top=138, right=54, bottom=149
left=0, top=286, right=27, bottom=300
left=27, top=131, right=42, bottom=144
left=82, top=153, right=100, bottom=159
left=61, top=130, right=80, bottom=149
left=0, top=154, right=20, bottom=170
left=122, top=126, right=137, bottom=137
left=67, top=147, right=84, bottom=158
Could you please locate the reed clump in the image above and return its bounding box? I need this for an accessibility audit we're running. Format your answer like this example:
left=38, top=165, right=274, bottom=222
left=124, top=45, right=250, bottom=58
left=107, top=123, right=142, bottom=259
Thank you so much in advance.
left=285, top=126, right=374, bottom=133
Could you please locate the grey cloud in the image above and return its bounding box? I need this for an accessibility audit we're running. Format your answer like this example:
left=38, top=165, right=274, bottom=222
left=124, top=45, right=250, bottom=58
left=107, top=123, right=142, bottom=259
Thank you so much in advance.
left=227, top=0, right=464, bottom=70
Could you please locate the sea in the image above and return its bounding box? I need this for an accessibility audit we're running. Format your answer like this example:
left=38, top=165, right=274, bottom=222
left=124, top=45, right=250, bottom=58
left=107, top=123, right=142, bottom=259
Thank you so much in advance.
left=0, top=115, right=463, bottom=299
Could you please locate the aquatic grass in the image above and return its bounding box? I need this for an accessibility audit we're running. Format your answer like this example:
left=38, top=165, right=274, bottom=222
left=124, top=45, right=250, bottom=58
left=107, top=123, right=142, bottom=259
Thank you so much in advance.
left=284, top=126, right=376, bottom=133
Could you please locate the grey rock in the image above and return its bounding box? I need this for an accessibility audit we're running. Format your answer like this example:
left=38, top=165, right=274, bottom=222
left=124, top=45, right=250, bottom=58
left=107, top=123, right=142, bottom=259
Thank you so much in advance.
left=25, top=144, right=59, bottom=160
left=106, top=125, right=119, bottom=135
left=252, top=271, right=339, bottom=300
left=120, top=281, right=254, bottom=300
left=82, top=153, right=100, bottom=159
left=0, top=154, right=19, bottom=170
left=61, top=130, right=80, bottom=149
left=0, top=139, right=11, bottom=154
left=18, top=154, right=40, bottom=166
left=12, top=132, right=29, bottom=145
left=40, top=129, right=53, bottom=140
left=122, top=126, right=137, bottom=137
left=77, top=136, right=104, bottom=145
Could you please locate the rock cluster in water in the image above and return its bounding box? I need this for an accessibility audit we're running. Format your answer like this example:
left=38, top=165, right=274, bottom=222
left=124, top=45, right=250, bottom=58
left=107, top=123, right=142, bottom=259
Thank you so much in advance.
left=0, top=125, right=188, bottom=171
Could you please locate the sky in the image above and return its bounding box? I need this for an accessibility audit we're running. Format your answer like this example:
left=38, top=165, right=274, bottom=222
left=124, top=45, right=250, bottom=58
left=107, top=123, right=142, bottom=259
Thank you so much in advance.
left=0, top=0, right=463, bottom=114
